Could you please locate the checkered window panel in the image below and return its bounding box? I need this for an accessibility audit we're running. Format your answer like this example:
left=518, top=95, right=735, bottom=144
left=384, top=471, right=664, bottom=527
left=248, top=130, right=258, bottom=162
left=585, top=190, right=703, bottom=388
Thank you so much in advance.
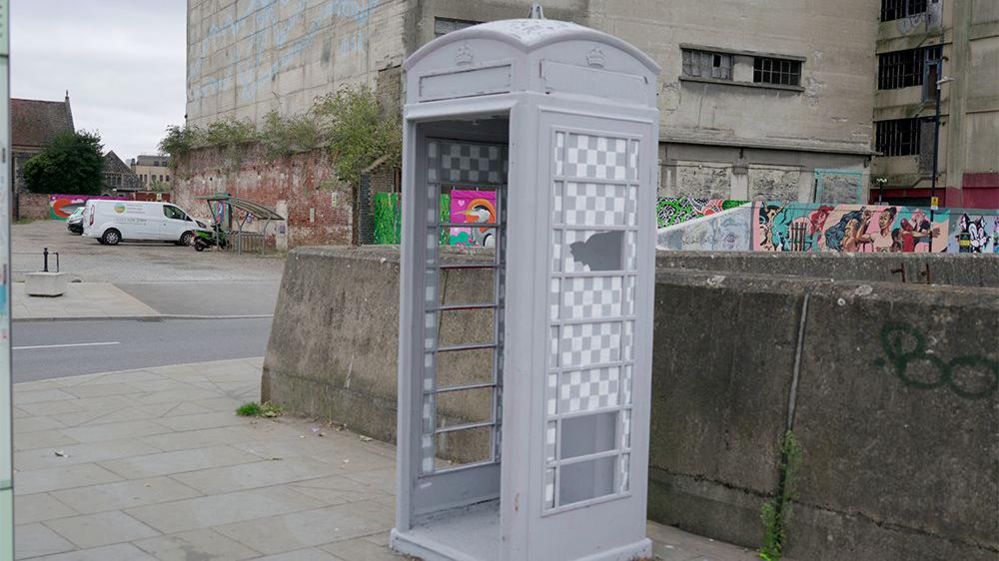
left=558, top=367, right=621, bottom=413
left=545, top=129, right=641, bottom=511
left=561, top=133, right=629, bottom=181
left=554, top=182, right=636, bottom=227
left=429, top=140, right=507, bottom=185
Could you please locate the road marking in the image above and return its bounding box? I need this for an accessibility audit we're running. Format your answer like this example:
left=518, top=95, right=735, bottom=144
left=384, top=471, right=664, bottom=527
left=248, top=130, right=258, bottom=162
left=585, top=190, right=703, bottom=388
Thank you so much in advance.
left=13, top=341, right=121, bottom=351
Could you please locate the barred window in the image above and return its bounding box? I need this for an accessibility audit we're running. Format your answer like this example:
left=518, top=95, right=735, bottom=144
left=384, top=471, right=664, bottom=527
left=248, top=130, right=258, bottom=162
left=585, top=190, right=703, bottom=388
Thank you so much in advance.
left=878, top=46, right=941, bottom=90
left=753, top=57, right=801, bottom=86
left=875, top=118, right=923, bottom=157
left=681, top=49, right=733, bottom=80
left=881, top=0, right=927, bottom=21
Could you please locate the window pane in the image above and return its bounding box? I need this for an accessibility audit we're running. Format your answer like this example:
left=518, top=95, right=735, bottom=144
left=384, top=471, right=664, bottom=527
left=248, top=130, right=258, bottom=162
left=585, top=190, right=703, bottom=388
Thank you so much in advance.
left=560, top=411, right=617, bottom=460
left=559, top=456, right=616, bottom=506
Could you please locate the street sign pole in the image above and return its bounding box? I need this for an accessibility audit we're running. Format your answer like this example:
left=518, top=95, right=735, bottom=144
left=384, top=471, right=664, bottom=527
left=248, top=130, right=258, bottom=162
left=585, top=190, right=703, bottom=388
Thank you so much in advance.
left=0, top=1, right=12, bottom=558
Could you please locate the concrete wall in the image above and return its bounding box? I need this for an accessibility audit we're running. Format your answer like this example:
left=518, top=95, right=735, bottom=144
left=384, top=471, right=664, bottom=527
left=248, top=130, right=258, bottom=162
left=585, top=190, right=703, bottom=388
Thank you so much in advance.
left=262, top=246, right=998, bottom=560
left=186, top=0, right=410, bottom=127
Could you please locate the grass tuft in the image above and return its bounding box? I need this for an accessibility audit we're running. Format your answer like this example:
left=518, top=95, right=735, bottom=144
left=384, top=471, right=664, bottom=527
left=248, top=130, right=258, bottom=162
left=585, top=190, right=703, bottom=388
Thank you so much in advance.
left=236, top=401, right=284, bottom=418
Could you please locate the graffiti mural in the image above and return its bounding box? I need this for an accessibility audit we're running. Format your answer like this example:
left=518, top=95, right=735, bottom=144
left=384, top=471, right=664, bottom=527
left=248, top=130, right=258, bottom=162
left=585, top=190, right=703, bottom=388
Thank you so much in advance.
left=656, top=205, right=753, bottom=252
left=753, top=203, right=954, bottom=253
left=370, top=193, right=452, bottom=246
left=448, top=190, right=497, bottom=247
left=48, top=194, right=117, bottom=220
left=948, top=212, right=999, bottom=254
left=656, top=197, right=747, bottom=228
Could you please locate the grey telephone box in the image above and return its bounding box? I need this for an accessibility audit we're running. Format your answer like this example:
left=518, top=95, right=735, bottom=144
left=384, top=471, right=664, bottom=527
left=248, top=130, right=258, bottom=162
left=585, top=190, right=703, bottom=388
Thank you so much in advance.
left=393, top=18, right=661, bottom=561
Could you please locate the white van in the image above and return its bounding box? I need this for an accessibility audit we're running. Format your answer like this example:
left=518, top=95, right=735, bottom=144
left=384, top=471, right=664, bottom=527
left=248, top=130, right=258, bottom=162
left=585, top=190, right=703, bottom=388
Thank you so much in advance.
left=82, top=200, right=202, bottom=246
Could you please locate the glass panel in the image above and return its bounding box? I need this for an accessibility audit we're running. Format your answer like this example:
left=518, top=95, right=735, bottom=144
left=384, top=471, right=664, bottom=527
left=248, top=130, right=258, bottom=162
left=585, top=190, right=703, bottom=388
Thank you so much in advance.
left=560, top=229, right=624, bottom=273
left=436, top=388, right=494, bottom=429
left=560, top=182, right=630, bottom=227
left=560, top=276, right=624, bottom=321
left=559, top=321, right=622, bottom=368
left=558, top=367, right=621, bottom=414
left=435, top=426, right=493, bottom=468
left=560, top=411, right=618, bottom=460
left=559, top=456, right=616, bottom=506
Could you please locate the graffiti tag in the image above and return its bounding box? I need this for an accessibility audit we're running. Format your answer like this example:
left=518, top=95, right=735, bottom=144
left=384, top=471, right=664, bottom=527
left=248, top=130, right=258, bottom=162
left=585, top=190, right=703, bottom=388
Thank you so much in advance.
left=873, top=324, right=998, bottom=400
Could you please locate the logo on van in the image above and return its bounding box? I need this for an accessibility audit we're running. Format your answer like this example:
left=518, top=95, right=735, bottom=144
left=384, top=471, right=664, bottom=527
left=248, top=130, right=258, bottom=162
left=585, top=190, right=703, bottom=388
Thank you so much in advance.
left=113, top=203, right=126, bottom=214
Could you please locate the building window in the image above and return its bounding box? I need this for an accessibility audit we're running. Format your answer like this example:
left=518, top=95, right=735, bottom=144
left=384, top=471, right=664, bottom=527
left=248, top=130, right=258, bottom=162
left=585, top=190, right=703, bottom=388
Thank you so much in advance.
left=681, top=49, right=732, bottom=80
left=434, top=17, right=480, bottom=37
left=881, top=0, right=927, bottom=22
left=753, top=57, right=801, bottom=86
left=878, top=45, right=941, bottom=90
left=875, top=118, right=923, bottom=157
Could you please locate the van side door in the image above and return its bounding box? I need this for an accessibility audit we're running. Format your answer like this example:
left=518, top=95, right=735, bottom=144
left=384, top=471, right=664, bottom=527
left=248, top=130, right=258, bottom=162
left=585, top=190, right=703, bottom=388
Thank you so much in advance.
left=161, top=205, right=191, bottom=241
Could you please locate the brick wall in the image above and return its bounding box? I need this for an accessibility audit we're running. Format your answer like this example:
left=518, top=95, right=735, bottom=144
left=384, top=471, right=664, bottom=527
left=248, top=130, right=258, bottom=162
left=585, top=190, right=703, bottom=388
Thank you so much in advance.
left=174, top=145, right=363, bottom=247
left=17, top=193, right=50, bottom=220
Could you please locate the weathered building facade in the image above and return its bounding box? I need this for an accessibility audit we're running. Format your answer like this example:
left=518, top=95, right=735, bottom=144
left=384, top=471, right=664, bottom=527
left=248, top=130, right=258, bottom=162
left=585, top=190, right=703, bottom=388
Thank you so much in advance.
left=186, top=0, right=884, bottom=218
left=102, top=151, right=142, bottom=193
left=131, top=154, right=173, bottom=190
left=872, top=0, right=999, bottom=208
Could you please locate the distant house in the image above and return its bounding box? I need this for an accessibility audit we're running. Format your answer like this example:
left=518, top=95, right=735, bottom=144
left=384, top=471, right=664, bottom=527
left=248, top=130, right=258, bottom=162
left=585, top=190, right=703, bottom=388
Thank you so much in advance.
left=130, top=154, right=172, bottom=190
left=10, top=92, right=75, bottom=192
left=103, top=151, right=142, bottom=192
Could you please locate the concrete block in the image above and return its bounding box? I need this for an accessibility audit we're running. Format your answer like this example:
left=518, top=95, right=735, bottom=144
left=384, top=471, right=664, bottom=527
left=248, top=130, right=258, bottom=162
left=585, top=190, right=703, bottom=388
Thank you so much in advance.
left=25, top=271, right=68, bottom=296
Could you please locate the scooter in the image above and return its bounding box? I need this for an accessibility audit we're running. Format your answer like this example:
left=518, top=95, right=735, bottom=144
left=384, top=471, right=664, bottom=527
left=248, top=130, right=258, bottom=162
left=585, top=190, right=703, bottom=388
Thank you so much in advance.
left=193, top=224, right=228, bottom=252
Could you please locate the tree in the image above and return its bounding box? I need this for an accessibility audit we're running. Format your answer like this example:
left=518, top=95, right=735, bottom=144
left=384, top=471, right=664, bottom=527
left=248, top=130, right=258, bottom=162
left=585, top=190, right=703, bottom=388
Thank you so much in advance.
left=23, top=131, right=104, bottom=195
left=314, top=85, right=402, bottom=184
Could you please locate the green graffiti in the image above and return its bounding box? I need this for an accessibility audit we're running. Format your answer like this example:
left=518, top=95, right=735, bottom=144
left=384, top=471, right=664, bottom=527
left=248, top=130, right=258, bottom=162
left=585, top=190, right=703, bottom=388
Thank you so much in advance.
left=874, top=323, right=998, bottom=399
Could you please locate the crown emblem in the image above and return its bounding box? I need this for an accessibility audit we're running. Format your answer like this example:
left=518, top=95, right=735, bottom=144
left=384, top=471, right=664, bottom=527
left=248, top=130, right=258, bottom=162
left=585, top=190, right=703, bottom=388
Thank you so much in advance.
left=455, top=43, right=474, bottom=66
left=586, top=47, right=606, bottom=68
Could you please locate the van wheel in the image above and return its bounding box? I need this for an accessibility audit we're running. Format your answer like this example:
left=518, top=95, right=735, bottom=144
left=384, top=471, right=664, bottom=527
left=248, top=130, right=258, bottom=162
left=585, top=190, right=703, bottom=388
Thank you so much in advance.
left=179, top=231, right=194, bottom=246
left=101, top=229, right=121, bottom=246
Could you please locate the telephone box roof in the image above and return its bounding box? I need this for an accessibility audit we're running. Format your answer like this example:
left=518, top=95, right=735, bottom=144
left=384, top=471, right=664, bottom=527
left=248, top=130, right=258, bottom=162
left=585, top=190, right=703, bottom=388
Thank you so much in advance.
left=404, top=19, right=660, bottom=74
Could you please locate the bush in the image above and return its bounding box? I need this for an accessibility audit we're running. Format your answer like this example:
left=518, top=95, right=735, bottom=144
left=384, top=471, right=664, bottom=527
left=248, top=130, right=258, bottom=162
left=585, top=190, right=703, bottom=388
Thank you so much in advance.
left=158, top=85, right=402, bottom=183
left=23, top=130, right=104, bottom=195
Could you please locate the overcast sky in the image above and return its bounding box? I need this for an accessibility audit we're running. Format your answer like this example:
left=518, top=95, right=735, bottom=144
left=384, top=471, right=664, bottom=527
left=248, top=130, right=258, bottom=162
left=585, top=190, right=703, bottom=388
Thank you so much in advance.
left=11, top=0, right=187, bottom=162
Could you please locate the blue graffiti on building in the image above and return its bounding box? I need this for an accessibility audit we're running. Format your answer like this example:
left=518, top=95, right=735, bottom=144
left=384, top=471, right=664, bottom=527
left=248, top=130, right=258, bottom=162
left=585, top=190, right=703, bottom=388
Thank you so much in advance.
left=189, top=0, right=382, bottom=104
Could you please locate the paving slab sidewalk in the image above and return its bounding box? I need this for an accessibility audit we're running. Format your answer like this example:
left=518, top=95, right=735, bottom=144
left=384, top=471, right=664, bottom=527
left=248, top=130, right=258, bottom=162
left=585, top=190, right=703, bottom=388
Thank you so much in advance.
left=12, top=283, right=160, bottom=321
left=12, top=358, right=761, bottom=561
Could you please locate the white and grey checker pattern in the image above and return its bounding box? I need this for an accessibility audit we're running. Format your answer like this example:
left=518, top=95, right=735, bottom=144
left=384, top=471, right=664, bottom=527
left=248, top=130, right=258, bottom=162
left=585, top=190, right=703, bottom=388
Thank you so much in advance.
left=618, top=454, right=630, bottom=494
left=431, top=141, right=507, bottom=185
left=549, top=278, right=560, bottom=321
left=555, top=182, right=631, bottom=227
left=560, top=322, right=621, bottom=368
left=554, top=132, right=565, bottom=176
left=622, top=321, right=635, bottom=362
left=547, top=373, right=558, bottom=416
left=625, top=231, right=638, bottom=271
left=562, top=133, right=629, bottom=181
left=560, top=276, right=623, bottom=321
left=558, top=367, right=620, bottom=413
left=628, top=139, right=640, bottom=180
left=621, top=364, right=633, bottom=405
left=545, top=421, right=557, bottom=463
left=421, top=433, right=434, bottom=474
left=621, top=409, right=632, bottom=449
left=544, top=468, right=556, bottom=509
left=549, top=326, right=560, bottom=367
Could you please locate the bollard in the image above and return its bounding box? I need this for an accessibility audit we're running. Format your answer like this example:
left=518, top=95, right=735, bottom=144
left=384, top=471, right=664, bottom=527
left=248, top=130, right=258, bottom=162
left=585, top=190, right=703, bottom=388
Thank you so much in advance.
left=43, top=247, right=48, bottom=272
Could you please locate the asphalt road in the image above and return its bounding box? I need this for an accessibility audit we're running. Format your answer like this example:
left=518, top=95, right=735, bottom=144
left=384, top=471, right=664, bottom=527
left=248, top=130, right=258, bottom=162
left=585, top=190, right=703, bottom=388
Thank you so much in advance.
left=12, top=317, right=273, bottom=382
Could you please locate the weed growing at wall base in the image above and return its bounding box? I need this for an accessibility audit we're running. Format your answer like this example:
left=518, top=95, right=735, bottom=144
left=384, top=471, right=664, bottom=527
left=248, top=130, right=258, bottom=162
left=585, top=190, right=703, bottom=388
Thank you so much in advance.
left=760, top=431, right=803, bottom=561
